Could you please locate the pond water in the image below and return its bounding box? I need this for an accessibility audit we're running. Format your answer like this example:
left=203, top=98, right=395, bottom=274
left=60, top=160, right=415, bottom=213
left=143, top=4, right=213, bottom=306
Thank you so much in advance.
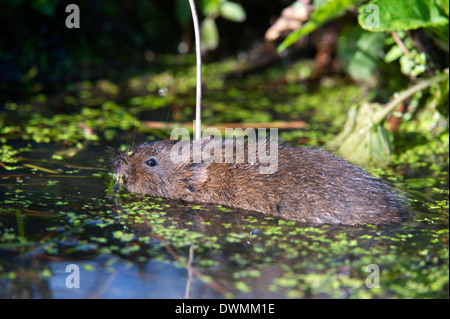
left=0, top=57, right=448, bottom=299
left=0, top=136, right=448, bottom=299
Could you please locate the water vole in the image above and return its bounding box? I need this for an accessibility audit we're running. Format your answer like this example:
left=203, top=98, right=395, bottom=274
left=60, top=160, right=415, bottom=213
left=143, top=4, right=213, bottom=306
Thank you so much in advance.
left=113, top=140, right=406, bottom=225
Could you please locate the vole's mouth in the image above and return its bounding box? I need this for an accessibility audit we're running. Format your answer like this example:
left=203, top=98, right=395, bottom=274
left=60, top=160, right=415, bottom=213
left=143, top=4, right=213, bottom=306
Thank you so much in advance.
left=113, top=156, right=128, bottom=186
left=113, top=168, right=128, bottom=187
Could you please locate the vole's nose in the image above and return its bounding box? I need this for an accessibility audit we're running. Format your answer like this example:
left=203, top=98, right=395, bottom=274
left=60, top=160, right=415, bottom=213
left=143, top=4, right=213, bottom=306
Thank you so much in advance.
left=113, top=156, right=126, bottom=171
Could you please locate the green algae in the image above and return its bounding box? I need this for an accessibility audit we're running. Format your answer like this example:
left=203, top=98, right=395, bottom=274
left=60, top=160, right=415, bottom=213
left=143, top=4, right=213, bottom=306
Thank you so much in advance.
left=0, top=56, right=448, bottom=299
left=6, top=182, right=445, bottom=298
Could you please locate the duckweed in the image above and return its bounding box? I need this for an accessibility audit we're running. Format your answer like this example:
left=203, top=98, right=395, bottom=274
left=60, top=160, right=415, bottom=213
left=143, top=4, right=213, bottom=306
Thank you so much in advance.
left=0, top=56, right=448, bottom=299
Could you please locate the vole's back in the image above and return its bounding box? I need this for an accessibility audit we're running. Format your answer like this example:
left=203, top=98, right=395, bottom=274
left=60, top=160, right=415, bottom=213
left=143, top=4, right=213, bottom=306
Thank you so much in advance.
left=192, top=145, right=405, bottom=225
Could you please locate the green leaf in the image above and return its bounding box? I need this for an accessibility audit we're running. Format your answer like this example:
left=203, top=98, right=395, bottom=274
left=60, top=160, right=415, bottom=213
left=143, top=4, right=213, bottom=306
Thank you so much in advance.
left=358, top=0, right=449, bottom=32
left=201, top=18, right=219, bottom=51
left=399, top=51, right=427, bottom=77
left=436, top=0, right=449, bottom=16
left=219, top=1, right=246, bottom=22
left=369, top=124, right=393, bottom=165
left=202, top=0, right=223, bottom=17
left=337, top=28, right=385, bottom=81
left=327, top=103, right=393, bottom=166
left=278, top=0, right=362, bottom=52
left=384, top=45, right=403, bottom=63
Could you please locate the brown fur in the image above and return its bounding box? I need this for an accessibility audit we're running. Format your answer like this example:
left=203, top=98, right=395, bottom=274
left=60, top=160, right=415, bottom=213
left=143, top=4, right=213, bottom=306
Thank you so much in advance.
left=113, top=140, right=406, bottom=225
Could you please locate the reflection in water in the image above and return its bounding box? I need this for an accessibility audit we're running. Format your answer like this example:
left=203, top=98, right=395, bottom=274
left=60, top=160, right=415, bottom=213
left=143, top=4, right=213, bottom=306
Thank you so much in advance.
left=0, top=143, right=448, bottom=299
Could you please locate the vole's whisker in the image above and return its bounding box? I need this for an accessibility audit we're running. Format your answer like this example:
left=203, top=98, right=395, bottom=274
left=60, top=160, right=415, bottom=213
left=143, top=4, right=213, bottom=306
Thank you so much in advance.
left=106, top=145, right=119, bottom=156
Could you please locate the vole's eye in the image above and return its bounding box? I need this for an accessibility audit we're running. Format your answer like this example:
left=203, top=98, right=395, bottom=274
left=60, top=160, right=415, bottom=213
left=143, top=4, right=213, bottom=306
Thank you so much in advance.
left=146, top=158, right=157, bottom=167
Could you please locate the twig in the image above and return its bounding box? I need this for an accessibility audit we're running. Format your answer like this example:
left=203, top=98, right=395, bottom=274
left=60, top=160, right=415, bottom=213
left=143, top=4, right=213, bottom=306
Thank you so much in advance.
left=188, top=0, right=202, bottom=141
left=334, top=72, right=449, bottom=155
left=372, top=73, right=448, bottom=127
left=0, top=174, right=92, bottom=178
left=90, top=266, right=123, bottom=299
left=143, top=219, right=228, bottom=296
left=141, top=120, right=307, bottom=130
left=24, top=163, right=59, bottom=174
left=391, top=31, right=409, bottom=55
left=185, top=243, right=194, bottom=299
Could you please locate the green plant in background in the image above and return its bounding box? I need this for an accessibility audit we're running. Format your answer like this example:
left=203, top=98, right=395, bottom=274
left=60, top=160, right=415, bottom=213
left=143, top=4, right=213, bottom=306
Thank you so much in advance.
left=279, top=0, right=449, bottom=166
left=200, top=0, right=247, bottom=51
left=176, top=0, right=247, bottom=51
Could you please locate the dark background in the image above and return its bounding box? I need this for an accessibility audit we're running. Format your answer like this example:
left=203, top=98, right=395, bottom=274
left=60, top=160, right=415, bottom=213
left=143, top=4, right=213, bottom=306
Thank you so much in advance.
left=0, top=0, right=295, bottom=99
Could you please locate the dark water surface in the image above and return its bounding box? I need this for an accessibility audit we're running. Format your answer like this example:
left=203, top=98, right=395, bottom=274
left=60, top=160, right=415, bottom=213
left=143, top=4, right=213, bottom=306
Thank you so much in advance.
left=0, top=140, right=448, bottom=299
